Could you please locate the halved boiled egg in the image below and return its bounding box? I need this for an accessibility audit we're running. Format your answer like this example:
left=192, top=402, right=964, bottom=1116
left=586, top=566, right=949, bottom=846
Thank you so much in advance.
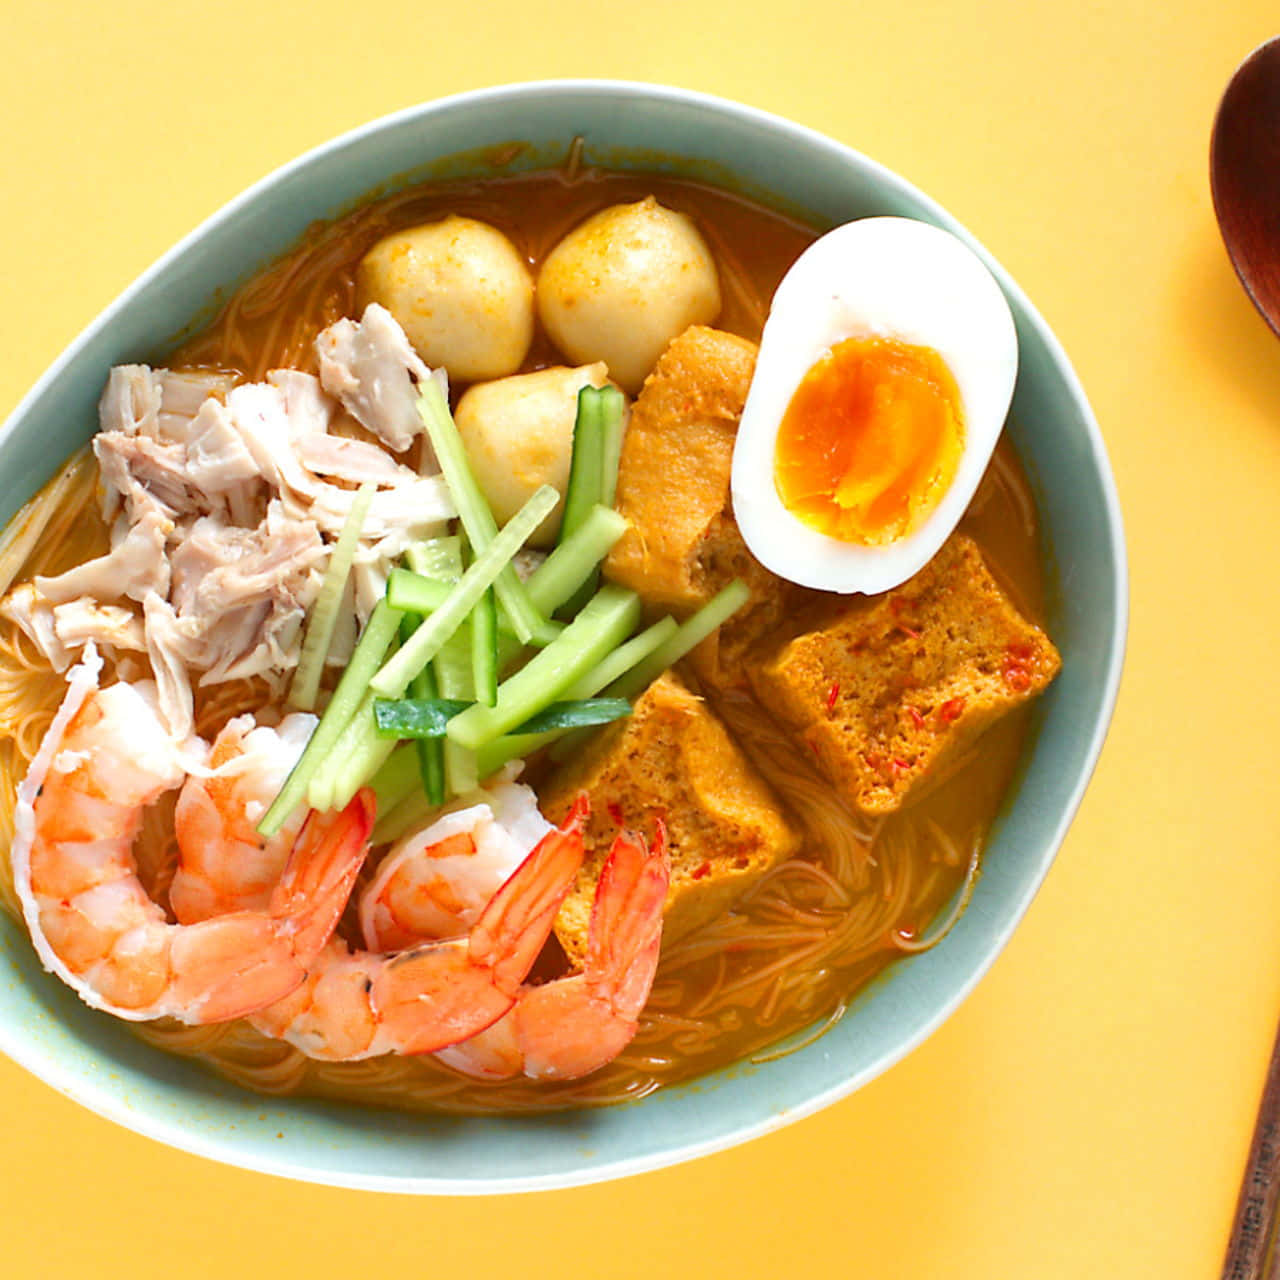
left=731, top=216, right=1018, bottom=595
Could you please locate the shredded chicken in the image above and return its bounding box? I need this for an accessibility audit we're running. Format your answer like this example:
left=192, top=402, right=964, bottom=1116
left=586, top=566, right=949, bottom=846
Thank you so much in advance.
left=96, top=367, right=238, bottom=522
left=155, top=370, right=236, bottom=442
left=316, top=303, right=444, bottom=455
left=8, top=310, right=460, bottom=741
left=267, top=369, right=333, bottom=439
left=306, top=476, right=452, bottom=541
left=142, top=592, right=196, bottom=741
left=36, top=510, right=171, bottom=606
left=52, top=599, right=147, bottom=654
left=98, top=365, right=163, bottom=440
left=0, top=584, right=69, bottom=670
left=94, top=432, right=204, bottom=524
left=168, top=502, right=323, bottom=684
left=225, top=380, right=318, bottom=501
left=184, top=399, right=261, bottom=500
left=296, top=432, right=415, bottom=485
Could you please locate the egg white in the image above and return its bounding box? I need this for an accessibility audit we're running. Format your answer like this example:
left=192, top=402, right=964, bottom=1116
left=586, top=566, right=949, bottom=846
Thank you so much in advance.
left=730, top=216, right=1018, bottom=595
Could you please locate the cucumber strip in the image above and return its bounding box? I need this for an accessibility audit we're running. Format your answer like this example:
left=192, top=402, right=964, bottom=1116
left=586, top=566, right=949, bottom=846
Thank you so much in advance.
left=386, top=568, right=451, bottom=614
left=562, top=615, right=680, bottom=700
left=404, top=614, right=445, bottom=807
left=373, top=697, right=470, bottom=738
left=445, top=585, right=641, bottom=752
left=559, top=386, right=605, bottom=545
left=558, top=389, right=610, bottom=617
left=445, top=741, right=478, bottom=795
left=433, top=630, right=474, bottom=699
left=416, top=381, right=554, bottom=646
left=525, top=505, right=628, bottom=617
left=476, top=614, right=679, bottom=776
left=376, top=696, right=631, bottom=740
left=414, top=729, right=445, bottom=807
left=410, top=540, right=473, bottom=804
left=491, top=503, right=627, bottom=674
left=315, top=698, right=397, bottom=812
left=289, top=480, right=375, bottom=712
left=598, top=384, right=627, bottom=508
left=432, top=630, right=477, bottom=797
left=257, top=599, right=402, bottom=837
left=405, top=536, right=462, bottom=583
left=472, top=732, right=548, bottom=780
left=543, top=616, right=681, bottom=767
left=370, top=485, right=558, bottom=699
left=608, top=579, right=752, bottom=700
left=516, top=698, right=631, bottom=734
left=471, top=585, right=498, bottom=706
left=369, top=745, right=421, bottom=817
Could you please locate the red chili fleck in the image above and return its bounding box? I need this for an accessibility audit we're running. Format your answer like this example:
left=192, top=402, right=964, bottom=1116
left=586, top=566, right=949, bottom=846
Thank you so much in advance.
left=808, top=739, right=822, bottom=760
left=691, top=861, right=712, bottom=881
left=906, top=705, right=926, bottom=728
left=896, top=623, right=921, bottom=640
left=1005, top=667, right=1032, bottom=692
left=606, top=802, right=625, bottom=827
left=826, top=681, right=840, bottom=711
left=937, top=696, right=966, bottom=723
left=892, top=757, right=911, bottom=774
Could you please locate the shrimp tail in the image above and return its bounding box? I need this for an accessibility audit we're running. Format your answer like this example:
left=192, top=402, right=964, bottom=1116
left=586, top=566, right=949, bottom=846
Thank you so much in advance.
left=471, top=791, right=590, bottom=993
left=370, top=792, right=589, bottom=1055
left=509, top=817, right=670, bottom=1082
left=271, top=789, right=375, bottom=955
left=168, top=791, right=375, bottom=1024
left=585, top=817, right=669, bottom=1017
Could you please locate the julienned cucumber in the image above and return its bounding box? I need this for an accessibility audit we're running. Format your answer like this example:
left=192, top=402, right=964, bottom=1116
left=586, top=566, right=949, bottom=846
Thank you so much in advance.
left=558, top=386, right=627, bottom=616
left=608, top=578, right=751, bottom=700
left=404, top=613, right=445, bottom=807
left=416, top=381, right=555, bottom=646
left=370, top=484, right=558, bottom=699
left=559, top=386, right=605, bottom=546
left=445, top=585, right=641, bottom=751
left=525, top=505, right=627, bottom=617
left=257, top=598, right=402, bottom=837
left=374, top=696, right=631, bottom=740
left=290, top=480, right=375, bottom=713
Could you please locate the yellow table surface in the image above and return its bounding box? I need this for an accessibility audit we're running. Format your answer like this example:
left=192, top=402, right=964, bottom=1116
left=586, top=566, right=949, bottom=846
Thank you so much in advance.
left=2, top=1, right=1277, bottom=1275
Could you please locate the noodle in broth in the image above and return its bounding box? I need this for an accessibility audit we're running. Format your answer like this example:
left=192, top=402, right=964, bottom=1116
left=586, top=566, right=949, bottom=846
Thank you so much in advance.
left=0, top=163, right=1044, bottom=1113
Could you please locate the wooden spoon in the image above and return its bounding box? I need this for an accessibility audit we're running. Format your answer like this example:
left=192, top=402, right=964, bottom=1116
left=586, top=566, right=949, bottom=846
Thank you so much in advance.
left=1211, top=35, right=1280, bottom=337
left=1212, top=37, right=1280, bottom=1280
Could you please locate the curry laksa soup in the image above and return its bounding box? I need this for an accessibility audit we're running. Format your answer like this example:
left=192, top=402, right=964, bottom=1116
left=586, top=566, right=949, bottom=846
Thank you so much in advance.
left=0, top=157, right=1059, bottom=1113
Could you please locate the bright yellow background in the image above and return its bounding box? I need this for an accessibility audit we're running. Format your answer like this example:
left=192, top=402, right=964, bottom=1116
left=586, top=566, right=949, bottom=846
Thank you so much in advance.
left=1, top=1, right=1276, bottom=1275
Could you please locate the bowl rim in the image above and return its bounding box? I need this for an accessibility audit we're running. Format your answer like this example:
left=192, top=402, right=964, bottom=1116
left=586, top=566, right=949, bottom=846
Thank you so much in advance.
left=0, top=78, right=1127, bottom=1194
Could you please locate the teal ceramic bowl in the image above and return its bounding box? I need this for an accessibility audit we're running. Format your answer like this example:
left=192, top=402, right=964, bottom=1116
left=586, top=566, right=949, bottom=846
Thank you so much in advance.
left=0, top=82, right=1125, bottom=1192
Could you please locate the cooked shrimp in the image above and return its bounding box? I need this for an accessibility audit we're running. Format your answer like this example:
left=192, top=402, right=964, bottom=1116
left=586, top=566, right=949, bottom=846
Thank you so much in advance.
left=358, top=772, right=552, bottom=949
left=170, top=712, right=317, bottom=922
left=245, top=796, right=587, bottom=1059
left=11, top=646, right=370, bottom=1024
left=371, top=820, right=671, bottom=1082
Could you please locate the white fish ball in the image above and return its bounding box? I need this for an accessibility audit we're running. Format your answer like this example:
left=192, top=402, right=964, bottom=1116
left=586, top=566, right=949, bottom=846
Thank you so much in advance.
left=454, top=363, right=616, bottom=547
left=536, top=198, right=721, bottom=393
left=357, top=216, right=534, bottom=382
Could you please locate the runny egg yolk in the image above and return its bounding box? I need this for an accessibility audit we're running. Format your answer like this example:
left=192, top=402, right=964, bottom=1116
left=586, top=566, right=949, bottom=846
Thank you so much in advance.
left=772, top=336, right=965, bottom=545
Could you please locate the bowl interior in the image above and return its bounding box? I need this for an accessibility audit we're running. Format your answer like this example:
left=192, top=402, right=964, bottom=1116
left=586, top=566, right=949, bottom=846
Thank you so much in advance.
left=0, top=82, right=1124, bottom=1193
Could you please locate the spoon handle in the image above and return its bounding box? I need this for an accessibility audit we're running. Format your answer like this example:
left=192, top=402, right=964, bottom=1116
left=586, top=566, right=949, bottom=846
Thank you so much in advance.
left=1222, top=1016, right=1280, bottom=1278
